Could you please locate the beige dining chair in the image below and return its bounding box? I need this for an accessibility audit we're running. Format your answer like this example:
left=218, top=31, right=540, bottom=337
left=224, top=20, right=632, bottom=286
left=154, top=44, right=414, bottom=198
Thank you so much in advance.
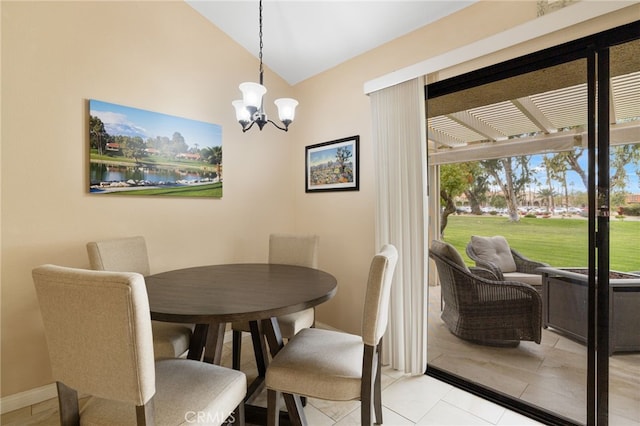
left=265, top=244, right=398, bottom=426
left=231, top=233, right=319, bottom=370
left=86, top=236, right=193, bottom=359
left=32, top=264, right=246, bottom=426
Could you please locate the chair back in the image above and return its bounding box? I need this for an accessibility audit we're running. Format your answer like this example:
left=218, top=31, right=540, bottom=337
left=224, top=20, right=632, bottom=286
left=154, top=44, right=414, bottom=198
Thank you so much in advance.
left=32, top=265, right=156, bottom=406
left=430, top=240, right=483, bottom=312
left=269, top=233, right=319, bottom=268
left=361, top=244, right=398, bottom=347
left=87, top=236, right=150, bottom=276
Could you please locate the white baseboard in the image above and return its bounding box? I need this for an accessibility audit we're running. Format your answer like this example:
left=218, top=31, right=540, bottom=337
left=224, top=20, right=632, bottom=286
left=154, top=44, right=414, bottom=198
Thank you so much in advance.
left=0, top=382, right=57, bottom=414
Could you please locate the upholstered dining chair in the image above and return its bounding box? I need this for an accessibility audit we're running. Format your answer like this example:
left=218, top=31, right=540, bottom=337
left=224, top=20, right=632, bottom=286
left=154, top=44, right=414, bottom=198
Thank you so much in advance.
left=32, top=264, right=246, bottom=426
left=231, top=233, right=319, bottom=370
left=87, top=236, right=193, bottom=359
left=265, top=244, right=398, bottom=426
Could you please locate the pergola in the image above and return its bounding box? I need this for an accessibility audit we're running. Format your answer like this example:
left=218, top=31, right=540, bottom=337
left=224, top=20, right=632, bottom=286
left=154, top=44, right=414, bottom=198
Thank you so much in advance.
left=427, top=41, right=640, bottom=165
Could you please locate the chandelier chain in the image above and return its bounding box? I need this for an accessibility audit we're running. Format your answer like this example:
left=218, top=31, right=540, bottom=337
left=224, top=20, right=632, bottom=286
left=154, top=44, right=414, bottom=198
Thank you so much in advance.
left=259, top=0, right=264, bottom=85
left=232, top=0, right=297, bottom=132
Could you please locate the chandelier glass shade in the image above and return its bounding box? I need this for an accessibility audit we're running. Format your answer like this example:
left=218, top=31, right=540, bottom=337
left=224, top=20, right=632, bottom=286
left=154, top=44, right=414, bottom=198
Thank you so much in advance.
left=232, top=0, right=298, bottom=132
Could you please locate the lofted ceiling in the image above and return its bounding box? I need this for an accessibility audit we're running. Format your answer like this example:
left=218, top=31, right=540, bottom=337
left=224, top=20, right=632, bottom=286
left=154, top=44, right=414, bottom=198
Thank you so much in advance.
left=186, top=0, right=477, bottom=85
left=184, top=1, right=639, bottom=162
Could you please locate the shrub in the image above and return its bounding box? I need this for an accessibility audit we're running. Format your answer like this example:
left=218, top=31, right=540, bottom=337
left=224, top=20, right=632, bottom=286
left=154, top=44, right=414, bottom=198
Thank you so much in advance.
left=619, top=205, right=640, bottom=216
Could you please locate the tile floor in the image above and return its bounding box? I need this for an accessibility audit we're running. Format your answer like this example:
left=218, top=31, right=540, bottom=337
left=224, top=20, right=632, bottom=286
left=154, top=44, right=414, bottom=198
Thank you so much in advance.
left=426, top=285, right=640, bottom=425
left=1, top=332, right=544, bottom=426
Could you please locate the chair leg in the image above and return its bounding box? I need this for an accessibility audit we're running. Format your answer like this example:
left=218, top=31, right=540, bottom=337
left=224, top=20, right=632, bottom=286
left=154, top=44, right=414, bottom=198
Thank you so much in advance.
left=267, top=389, right=280, bottom=426
left=232, top=401, right=245, bottom=426
left=282, top=393, right=307, bottom=426
left=136, top=397, right=155, bottom=426
left=56, top=381, right=79, bottom=426
left=361, top=345, right=376, bottom=425
left=374, top=342, right=383, bottom=425
left=232, top=330, right=242, bottom=370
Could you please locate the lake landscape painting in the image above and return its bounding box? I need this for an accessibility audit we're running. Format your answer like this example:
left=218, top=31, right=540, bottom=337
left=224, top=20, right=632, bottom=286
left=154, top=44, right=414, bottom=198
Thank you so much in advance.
left=89, top=99, right=223, bottom=198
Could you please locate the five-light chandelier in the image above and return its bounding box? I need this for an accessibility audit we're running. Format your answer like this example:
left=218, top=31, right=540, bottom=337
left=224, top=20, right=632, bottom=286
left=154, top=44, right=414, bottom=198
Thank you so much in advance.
left=232, top=0, right=298, bottom=132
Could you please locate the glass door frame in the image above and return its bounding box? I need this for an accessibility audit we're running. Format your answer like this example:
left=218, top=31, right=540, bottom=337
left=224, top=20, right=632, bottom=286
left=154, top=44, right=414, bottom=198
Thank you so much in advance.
left=425, top=21, right=639, bottom=426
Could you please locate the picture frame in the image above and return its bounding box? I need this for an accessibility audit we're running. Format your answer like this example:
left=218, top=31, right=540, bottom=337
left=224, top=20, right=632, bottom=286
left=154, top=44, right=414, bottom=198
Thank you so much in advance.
left=305, top=135, right=359, bottom=193
left=88, top=99, right=223, bottom=198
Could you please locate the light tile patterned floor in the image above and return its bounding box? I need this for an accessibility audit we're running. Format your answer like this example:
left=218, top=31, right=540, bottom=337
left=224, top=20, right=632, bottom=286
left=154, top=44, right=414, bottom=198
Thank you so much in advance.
left=1, top=333, right=543, bottom=425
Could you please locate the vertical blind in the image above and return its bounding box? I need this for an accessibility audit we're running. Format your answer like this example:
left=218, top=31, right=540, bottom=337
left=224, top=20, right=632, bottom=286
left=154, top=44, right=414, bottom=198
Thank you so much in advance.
left=370, top=78, right=428, bottom=375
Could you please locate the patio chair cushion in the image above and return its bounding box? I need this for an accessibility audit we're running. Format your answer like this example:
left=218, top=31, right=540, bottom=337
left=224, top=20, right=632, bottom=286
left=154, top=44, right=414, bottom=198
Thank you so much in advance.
left=470, top=236, right=517, bottom=273
left=503, top=272, right=542, bottom=287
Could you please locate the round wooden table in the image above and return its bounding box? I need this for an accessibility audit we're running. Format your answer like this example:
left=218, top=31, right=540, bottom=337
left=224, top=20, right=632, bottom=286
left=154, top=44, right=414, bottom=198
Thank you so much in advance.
left=145, top=263, right=337, bottom=408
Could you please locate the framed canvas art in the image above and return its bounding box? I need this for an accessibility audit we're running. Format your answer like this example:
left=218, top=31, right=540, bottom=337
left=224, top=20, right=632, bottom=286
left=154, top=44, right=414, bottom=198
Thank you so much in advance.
left=89, top=99, right=223, bottom=198
left=305, top=135, right=359, bottom=192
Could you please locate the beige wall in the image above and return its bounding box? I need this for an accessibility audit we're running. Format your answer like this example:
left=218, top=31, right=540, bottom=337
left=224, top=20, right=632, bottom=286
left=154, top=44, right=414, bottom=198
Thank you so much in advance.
left=2, top=0, right=637, bottom=401
left=1, top=1, right=298, bottom=397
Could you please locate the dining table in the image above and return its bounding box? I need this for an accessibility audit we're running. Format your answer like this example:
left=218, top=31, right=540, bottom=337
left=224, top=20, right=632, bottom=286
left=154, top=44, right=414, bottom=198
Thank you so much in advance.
left=145, top=262, right=338, bottom=424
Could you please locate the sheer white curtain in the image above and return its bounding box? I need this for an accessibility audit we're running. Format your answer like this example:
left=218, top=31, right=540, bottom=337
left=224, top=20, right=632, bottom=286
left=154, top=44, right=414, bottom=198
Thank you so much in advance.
left=370, top=78, right=428, bottom=375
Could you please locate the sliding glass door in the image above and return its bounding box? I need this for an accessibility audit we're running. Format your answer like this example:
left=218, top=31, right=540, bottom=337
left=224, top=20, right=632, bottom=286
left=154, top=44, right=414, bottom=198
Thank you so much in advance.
left=425, top=23, right=639, bottom=425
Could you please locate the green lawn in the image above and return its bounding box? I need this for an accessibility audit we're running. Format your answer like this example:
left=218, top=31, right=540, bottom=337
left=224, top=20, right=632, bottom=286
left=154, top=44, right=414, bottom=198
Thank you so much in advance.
left=441, top=215, right=639, bottom=272
left=97, top=182, right=222, bottom=198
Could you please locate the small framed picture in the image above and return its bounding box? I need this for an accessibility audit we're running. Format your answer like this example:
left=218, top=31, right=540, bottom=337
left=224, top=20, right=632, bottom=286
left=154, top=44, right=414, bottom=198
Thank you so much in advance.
left=305, top=136, right=359, bottom=193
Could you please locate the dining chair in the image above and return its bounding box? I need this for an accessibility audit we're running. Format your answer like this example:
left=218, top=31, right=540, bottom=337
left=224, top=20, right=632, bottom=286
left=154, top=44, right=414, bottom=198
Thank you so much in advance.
left=231, top=233, right=319, bottom=370
left=265, top=244, right=398, bottom=426
left=32, top=264, right=246, bottom=426
left=86, top=236, right=193, bottom=359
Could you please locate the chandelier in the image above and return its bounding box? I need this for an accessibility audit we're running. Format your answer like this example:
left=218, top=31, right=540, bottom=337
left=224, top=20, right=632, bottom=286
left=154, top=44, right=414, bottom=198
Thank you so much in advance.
left=232, top=0, right=298, bottom=132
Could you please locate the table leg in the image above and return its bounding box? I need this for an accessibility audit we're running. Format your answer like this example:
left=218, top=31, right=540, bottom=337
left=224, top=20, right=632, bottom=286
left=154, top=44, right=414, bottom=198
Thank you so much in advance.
left=187, top=324, right=208, bottom=361
left=261, top=317, right=284, bottom=357
left=245, top=320, right=269, bottom=401
left=202, top=321, right=227, bottom=365
left=250, top=320, right=269, bottom=377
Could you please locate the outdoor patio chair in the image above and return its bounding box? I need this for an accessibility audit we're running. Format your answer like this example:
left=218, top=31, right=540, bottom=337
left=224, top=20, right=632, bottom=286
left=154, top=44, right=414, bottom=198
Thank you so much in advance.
left=430, top=240, right=542, bottom=346
left=466, top=235, right=548, bottom=292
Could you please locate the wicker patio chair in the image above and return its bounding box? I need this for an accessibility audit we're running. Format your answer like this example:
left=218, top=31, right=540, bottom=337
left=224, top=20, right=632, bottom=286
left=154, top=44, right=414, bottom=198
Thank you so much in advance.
left=430, top=240, right=542, bottom=347
left=466, top=235, right=548, bottom=292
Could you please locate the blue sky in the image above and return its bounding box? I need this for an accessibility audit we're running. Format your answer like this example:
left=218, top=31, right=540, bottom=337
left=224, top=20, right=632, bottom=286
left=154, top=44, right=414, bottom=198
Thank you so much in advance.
left=90, top=99, right=222, bottom=149
left=308, top=140, right=355, bottom=167
left=527, top=153, right=639, bottom=193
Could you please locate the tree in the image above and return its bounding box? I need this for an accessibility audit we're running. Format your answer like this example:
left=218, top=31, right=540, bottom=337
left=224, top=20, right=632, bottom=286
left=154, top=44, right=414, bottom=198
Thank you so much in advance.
left=463, top=162, right=489, bottom=215
left=559, top=149, right=587, bottom=190
left=610, top=144, right=640, bottom=206
left=536, top=188, right=557, bottom=211
left=480, top=157, right=531, bottom=222
left=202, top=146, right=223, bottom=179
left=119, top=136, right=146, bottom=162
left=541, top=155, right=557, bottom=212
left=335, top=147, right=352, bottom=174
left=439, top=163, right=471, bottom=235
left=546, top=154, right=570, bottom=208
left=169, top=132, right=188, bottom=157
left=203, top=145, right=222, bottom=165
left=89, top=115, right=110, bottom=155
left=490, top=194, right=507, bottom=210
